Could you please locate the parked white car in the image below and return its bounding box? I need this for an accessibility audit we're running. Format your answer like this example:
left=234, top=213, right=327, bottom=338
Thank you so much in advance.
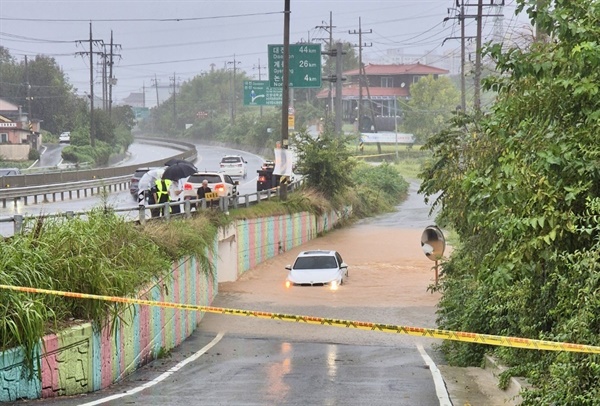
left=285, top=250, right=349, bottom=290
left=219, top=155, right=247, bottom=179
left=181, top=172, right=239, bottom=202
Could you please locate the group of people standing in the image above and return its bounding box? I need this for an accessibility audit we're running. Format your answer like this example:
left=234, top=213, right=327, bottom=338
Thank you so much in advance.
left=147, top=177, right=183, bottom=217
left=139, top=177, right=213, bottom=218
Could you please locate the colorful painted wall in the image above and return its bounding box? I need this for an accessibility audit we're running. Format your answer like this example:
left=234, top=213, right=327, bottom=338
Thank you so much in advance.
left=235, top=209, right=345, bottom=277
left=0, top=255, right=217, bottom=402
left=0, top=208, right=349, bottom=401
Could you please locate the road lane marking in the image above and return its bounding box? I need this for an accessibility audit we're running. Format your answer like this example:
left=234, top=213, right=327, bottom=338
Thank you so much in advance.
left=417, top=344, right=452, bottom=406
left=78, top=332, right=225, bottom=406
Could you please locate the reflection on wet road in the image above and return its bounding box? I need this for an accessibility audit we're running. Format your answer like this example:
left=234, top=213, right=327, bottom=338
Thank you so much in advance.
left=359, top=180, right=439, bottom=229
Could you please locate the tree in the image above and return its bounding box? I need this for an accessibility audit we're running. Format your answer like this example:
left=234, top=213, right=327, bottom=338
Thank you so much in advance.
left=292, top=126, right=355, bottom=200
left=0, top=49, right=82, bottom=135
left=401, top=75, right=460, bottom=143
left=111, top=105, right=136, bottom=131
left=419, top=1, right=600, bottom=404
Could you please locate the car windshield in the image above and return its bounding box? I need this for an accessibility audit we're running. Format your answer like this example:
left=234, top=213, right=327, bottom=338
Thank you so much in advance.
left=188, top=174, right=222, bottom=184
left=221, top=157, right=241, bottom=164
left=293, top=256, right=338, bottom=270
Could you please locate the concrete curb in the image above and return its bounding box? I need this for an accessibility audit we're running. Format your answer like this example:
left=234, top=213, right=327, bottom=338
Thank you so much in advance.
left=484, top=355, right=528, bottom=405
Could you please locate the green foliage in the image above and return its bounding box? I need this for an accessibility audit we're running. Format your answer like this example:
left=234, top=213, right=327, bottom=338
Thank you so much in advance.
left=146, top=68, right=252, bottom=135
left=292, top=128, right=356, bottom=199
left=402, top=75, right=460, bottom=143
left=61, top=141, right=111, bottom=166
left=111, top=105, right=136, bottom=132
left=28, top=148, right=40, bottom=161
left=347, top=162, right=409, bottom=217
left=92, top=109, right=116, bottom=146
left=114, top=125, right=134, bottom=151
left=419, top=1, right=600, bottom=403
left=0, top=48, right=85, bottom=135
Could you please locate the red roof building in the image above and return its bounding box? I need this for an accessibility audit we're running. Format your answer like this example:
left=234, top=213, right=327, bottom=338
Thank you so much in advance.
left=316, top=63, right=449, bottom=131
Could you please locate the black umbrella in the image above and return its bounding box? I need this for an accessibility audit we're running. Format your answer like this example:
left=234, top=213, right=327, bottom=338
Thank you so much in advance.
left=162, top=162, right=197, bottom=181
left=164, top=158, right=196, bottom=170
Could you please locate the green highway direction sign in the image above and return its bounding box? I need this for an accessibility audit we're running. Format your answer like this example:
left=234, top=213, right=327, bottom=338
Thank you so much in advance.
left=268, top=44, right=322, bottom=88
left=243, top=81, right=282, bottom=106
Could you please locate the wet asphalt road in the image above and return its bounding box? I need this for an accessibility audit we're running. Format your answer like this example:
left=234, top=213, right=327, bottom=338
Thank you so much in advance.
left=33, top=179, right=447, bottom=406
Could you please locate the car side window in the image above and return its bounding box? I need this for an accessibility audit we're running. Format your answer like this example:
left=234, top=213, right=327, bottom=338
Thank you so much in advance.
left=335, top=252, right=343, bottom=265
left=225, top=175, right=234, bottom=184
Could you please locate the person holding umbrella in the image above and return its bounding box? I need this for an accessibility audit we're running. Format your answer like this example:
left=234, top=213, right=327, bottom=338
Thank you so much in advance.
left=162, top=163, right=197, bottom=215
left=137, top=167, right=166, bottom=207
left=150, top=177, right=171, bottom=217
left=164, top=158, right=197, bottom=171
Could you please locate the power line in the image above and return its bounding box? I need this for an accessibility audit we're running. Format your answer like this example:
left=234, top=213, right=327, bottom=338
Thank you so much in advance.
left=0, top=11, right=283, bottom=23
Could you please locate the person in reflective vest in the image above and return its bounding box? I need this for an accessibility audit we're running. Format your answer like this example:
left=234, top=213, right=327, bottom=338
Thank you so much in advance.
left=150, top=178, right=172, bottom=217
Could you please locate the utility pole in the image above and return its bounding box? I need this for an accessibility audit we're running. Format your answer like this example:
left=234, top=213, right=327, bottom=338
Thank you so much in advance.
left=315, top=11, right=335, bottom=117
left=254, top=58, right=264, bottom=117
left=89, top=23, right=95, bottom=146
left=350, top=18, right=372, bottom=133
left=460, top=3, right=466, bottom=111
left=444, top=1, right=503, bottom=112
left=24, top=55, right=36, bottom=149
left=108, top=31, right=119, bottom=119
left=227, top=55, right=241, bottom=124
left=152, top=74, right=160, bottom=107
left=280, top=0, right=291, bottom=201
left=170, top=72, right=179, bottom=128
left=76, top=23, right=105, bottom=147
left=24, top=55, right=32, bottom=122
left=334, top=42, right=344, bottom=135
left=474, top=0, right=483, bottom=111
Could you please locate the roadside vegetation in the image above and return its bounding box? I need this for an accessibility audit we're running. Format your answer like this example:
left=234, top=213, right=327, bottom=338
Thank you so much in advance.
left=419, top=1, right=600, bottom=404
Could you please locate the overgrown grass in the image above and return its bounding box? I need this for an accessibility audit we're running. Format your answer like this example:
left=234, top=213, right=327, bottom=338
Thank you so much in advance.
left=0, top=208, right=218, bottom=377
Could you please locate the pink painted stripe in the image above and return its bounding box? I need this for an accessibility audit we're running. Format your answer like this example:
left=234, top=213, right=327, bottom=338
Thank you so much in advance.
left=100, top=326, right=113, bottom=388
left=40, top=334, right=59, bottom=397
left=174, top=263, right=181, bottom=344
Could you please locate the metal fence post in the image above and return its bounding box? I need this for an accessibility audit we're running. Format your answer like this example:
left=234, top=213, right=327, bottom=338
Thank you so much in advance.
left=139, top=206, right=146, bottom=225
left=14, top=214, right=23, bottom=234
left=184, top=200, right=191, bottom=219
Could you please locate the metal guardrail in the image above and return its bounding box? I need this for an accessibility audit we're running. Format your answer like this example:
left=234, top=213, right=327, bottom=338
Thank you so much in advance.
left=0, top=137, right=197, bottom=189
left=0, top=176, right=130, bottom=209
left=1, top=179, right=302, bottom=236
left=0, top=137, right=197, bottom=207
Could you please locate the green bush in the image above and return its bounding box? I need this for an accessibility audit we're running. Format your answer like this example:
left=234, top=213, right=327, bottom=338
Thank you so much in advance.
left=28, top=148, right=40, bottom=161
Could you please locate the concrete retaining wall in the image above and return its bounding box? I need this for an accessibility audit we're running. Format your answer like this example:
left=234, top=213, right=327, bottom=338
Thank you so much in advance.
left=0, top=208, right=348, bottom=401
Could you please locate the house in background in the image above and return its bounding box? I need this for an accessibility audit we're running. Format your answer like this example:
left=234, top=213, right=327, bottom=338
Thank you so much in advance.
left=0, top=98, right=41, bottom=161
left=316, top=62, right=449, bottom=132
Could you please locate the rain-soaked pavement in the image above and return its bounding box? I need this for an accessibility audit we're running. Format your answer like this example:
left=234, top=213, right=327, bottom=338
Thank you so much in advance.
left=36, top=178, right=455, bottom=406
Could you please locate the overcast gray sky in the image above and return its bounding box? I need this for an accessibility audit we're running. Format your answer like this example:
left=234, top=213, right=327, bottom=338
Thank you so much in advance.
left=0, top=0, right=531, bottom=105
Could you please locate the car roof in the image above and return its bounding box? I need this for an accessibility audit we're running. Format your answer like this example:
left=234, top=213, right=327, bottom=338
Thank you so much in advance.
left=191, top=171, right=224, bottom=176
left=0, top=168, right=21, bottom=175
left=297, top=250, right=337, bottom=257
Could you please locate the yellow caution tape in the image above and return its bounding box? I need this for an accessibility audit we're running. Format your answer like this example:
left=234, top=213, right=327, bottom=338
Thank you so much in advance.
left=1, top=283, right=599, bottom=354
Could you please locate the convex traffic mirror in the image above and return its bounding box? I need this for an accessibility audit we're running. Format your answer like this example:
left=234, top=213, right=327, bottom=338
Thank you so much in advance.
left=420, top=225, right=445, bottom=262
